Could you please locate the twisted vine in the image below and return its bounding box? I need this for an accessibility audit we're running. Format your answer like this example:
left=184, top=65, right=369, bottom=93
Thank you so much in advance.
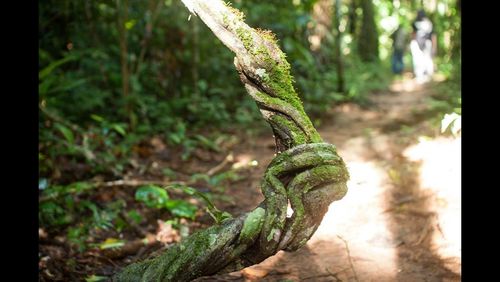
left=114, top=1, right=349, bottom=281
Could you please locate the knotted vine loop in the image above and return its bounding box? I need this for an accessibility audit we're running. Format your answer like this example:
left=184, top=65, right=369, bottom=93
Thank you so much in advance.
left=253, top=143, right=349, bottom=260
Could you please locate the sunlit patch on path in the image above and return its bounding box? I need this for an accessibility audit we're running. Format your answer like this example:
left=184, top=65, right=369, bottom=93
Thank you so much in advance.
left=403, top=136, right=461, bottom=274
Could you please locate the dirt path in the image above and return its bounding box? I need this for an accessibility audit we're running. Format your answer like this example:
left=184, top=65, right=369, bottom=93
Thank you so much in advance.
left=198, top=74, right=461, bottom=282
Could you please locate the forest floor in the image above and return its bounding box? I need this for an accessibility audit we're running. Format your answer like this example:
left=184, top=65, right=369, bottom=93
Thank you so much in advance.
left=195, top=73, right=461, bottom=282
left=39, top=73, right=461, bottom=282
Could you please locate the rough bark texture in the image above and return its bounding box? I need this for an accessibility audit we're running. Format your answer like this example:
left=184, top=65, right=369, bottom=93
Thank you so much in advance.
left=113, top=1, right=349, bottom=281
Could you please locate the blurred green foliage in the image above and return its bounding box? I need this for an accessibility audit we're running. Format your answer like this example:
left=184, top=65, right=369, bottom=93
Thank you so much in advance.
left=39, top=0, right=460, bottom=253
left=39, top=0, right=460, bottom=180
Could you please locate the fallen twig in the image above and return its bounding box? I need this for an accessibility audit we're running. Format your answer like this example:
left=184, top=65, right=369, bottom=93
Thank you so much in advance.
left=302, top=267, right=348, bottom=281
left=415, top=218, right=434, bottom=246
left=435, top=221, right=446, bottom=239
left=102, top=234, right=157, bottom=259
left=327, top=267, right=350, bottom=281
left=206, top=153, right=234, bottom=176
left=302, top=273, right=339, bottom=281
left=96, top=179, right=187, bottom=188
left=406, top=209, right=437, bottom=218
left=337, top=235, right=359, bottom=282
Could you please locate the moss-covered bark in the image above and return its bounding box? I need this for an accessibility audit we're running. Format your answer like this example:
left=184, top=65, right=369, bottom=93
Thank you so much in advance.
left=114, top=215, right=248, bottom=281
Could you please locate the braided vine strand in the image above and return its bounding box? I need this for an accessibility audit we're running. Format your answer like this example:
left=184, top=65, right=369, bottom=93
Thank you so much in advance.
left=253, top=143, right=348, bottom=257
left=113, top=1, right=349, bottom=281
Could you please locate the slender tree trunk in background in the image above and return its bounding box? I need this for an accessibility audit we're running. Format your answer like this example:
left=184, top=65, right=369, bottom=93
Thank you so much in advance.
left=347, top=0, right=357, bottom=36
left=334, top=0, right=345, bottom=93
left=358, top=0, right=379, bottom=62
left=116, top=0, right=133, bottom=128
left=452, top=0, right=461, bottom=60
left=84, top=1, right=110, bottom=87
left=135, top=0, right=163, bottom=75
left=192, top=16, right=200, bottom=96
left=429, top=4, right=440, bottom=57
left=309, top=0, right=333, bottom=53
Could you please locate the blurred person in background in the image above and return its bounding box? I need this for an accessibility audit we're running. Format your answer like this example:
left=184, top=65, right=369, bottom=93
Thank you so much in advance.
left=391, top=23, right=408, bottom=75
left=410, top=9, right=437, bottom=84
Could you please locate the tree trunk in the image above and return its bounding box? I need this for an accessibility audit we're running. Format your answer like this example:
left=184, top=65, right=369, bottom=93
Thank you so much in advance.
left=113, top=1, right=349, bottom=280
left=191, top=16, right=200, bottom=96
left=334, top=0, right=345, bottom=93
left=347, top=0, right=358, bottom=35
left=116, top=0, right=134, bottom=128
left=358, top=0, right=379, bottom=62
left=452, top=0, right=461, bottom=60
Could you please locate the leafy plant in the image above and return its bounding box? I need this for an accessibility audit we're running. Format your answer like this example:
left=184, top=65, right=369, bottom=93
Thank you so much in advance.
left=135, top=185, right=198, bottom=220
left=440, top=112, right=461, bottom=137
left=135, top=185, right=170, bottom=209
left=165, top=200, right=198, bottom=219
left=39, top=201, right=73, bottom=227
left=166, top=184, right=232, bottom=224
left=67, top=225, right=88, bottom=252
left=126, top=210, right=144, bottom=224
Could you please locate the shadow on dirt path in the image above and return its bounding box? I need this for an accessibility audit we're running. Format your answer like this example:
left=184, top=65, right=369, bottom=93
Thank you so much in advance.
left=200, top=73, right=461, bottom=281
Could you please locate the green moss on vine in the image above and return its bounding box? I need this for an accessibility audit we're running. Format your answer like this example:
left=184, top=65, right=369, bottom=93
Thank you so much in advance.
left=236, top=27, right=254, bottom=51
left=233, top=25, right=304, bottom=116
left=257, top=46, right=303, bottom=113
left=270, top=114, right=308, bottom=145
left=255, top=28, right=278, bottom=43
left=222, top=0, right=322, bottom=143
left=114, top=217, right=246, bottom=281
left=222, top=13, right=229, bottom=27
left=224, top=1, right=245, bottom=21
left=238, top=207, right=265, bottom=245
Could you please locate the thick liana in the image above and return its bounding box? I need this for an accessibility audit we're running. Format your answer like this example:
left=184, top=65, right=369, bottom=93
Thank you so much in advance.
left=113, top=1, right=349, bottom=281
